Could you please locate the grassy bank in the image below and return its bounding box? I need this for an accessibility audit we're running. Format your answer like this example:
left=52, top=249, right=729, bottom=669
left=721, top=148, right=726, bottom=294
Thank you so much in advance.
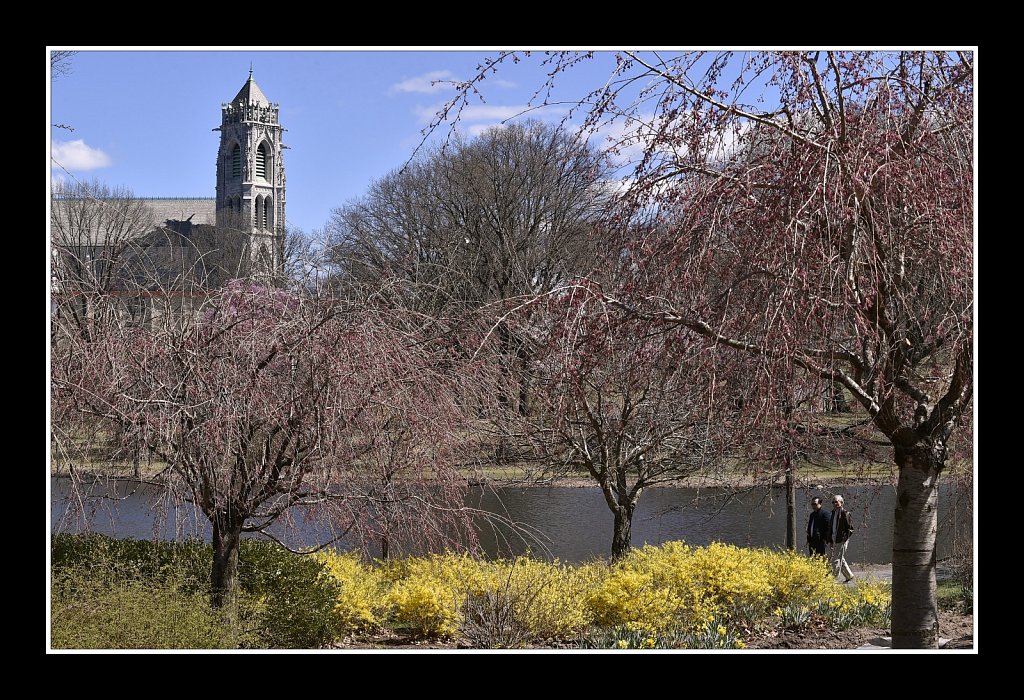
left=51, top=457, right=973, bottom=489
left=51, top=534, right=893, bottom=650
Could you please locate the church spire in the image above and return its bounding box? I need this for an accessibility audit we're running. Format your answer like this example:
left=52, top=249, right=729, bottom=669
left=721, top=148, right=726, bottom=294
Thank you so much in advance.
left=215, top=71, right=286, bottom=284
left=231, top=69, right=270, bottom=107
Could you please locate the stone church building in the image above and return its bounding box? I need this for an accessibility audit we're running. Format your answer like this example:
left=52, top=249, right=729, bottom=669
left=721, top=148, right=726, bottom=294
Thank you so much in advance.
left=51, top=71, right=287, bottom=326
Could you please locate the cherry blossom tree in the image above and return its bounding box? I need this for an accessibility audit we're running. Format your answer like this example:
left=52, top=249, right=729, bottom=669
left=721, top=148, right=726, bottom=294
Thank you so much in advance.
left=51, top=282, right=481, bottom=610
left=494, top=283, right=734, bottom=559
left=438, top=50, right=974, bottom=648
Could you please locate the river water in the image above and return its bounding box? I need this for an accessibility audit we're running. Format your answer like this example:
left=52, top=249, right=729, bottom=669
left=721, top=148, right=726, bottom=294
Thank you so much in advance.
left=50, top=477, right=971, bottom=564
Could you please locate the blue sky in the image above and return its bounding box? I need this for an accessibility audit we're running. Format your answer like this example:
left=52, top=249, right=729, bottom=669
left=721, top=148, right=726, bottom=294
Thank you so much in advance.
left=49, top=49, right=627, bottom=234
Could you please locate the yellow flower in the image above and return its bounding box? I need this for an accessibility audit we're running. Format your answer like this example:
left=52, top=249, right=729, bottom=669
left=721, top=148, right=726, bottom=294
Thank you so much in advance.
left=717, top=625, right=727, bottom=636
left=617, top=639, right=629, bottom=649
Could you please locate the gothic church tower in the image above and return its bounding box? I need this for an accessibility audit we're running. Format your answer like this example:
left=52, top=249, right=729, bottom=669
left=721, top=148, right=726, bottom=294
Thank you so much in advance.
left=215, top=70, right=286, bottom=282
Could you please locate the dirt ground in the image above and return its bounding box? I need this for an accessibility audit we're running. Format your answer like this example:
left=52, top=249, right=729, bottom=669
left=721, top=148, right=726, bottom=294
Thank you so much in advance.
left=746, top=608, right=973, bottom=650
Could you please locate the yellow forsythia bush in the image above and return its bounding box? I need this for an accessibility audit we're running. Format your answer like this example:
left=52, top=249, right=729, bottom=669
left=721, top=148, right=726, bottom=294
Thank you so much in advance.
left=313, top=542, right=890, bottom=642
left=758, top=548, right=841, bottom=607
left=586, top=541, right=883, bottom=633
left=314, top=551, right=387, bottom=633
left=587, top=563, right=684, bottom=632
left=488, top=557, right=602, bottom=639
left=385, top=552, right=494, bottom=637
left=385, top=553, right=602, bottom=639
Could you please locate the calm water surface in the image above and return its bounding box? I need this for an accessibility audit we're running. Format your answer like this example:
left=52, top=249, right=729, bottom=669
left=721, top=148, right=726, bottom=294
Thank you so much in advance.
left=50, top=477, right=971, bottom=564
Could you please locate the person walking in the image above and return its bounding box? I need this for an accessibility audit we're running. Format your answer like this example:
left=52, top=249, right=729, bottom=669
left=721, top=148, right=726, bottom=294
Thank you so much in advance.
left=827, top=494, right=855, bottom=583
left=806, top=497, right=831, bottom=557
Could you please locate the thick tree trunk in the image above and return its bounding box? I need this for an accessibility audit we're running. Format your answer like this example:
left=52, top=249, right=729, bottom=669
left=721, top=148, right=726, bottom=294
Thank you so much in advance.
left=891, top=436, right=944, bottom=649
left=611, top=506, right=634, bottom=561
left=211, top=512, right=243, bottom=611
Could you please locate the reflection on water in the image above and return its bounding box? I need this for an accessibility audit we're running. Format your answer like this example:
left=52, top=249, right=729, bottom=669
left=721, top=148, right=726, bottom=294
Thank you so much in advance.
left=51, top=477, right=971, bottom=564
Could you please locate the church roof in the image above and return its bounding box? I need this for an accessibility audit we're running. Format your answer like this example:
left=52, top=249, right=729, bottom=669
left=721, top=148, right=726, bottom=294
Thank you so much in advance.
left=145, top=198, right=217, bottom=227
left=51, top=197, right=217, bottom=246
left=232, top=71, right=270, bottom=107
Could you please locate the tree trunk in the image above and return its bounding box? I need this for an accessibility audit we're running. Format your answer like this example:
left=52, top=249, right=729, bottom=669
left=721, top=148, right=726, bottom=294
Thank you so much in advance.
left=891, top=435, right=943, bottom=649
left=611, top=506, right=634, bottom=561
left=518, top=370, right=531, bottom=416
left=211, top=511, right=243, bottom=611
left=785, top=465, right=796, bottom=550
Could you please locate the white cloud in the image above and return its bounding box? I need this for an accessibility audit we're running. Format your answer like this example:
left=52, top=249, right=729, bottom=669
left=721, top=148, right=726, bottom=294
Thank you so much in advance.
left=466, top=123, right=503, bottom=138
left=415, top=102, right=565, bottom=127
left=51, top=139, right=111, bottom=171
left=461, top=105, right=530, bottom=122
left=390, top=70, right=456, bottom=95
left=492, top=79, right=517, bottom=89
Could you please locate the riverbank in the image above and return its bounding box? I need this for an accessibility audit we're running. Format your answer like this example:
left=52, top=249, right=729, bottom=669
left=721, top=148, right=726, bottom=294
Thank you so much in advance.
left=51, top=461, right=972, bottom=490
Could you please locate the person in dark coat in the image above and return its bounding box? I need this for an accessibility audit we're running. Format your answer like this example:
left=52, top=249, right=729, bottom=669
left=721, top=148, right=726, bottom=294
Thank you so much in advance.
left=806, top=497, right=830, bottom=557
left=826, top=494, right=855, bottom=583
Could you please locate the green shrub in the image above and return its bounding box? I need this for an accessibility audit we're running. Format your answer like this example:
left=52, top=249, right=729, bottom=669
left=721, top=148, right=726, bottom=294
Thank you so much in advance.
left=51, top=533, right=208, bottom=590
left=50, top=577, right=236, bottom=649
left=51, top=534, right=342, bottom=649
left=238, top=540, right=342, bottom=648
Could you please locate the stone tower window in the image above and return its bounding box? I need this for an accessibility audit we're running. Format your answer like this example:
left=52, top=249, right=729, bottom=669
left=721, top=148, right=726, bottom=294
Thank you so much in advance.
left=265, top=199, right=273, bottom=231
left=231, top=144, right=241, bottom=178
left=256, top=143, right=269, bottom=180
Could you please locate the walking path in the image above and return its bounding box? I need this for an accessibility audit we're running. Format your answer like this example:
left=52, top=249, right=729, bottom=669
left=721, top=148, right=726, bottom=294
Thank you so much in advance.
left=850, top=563, right=891, bottom=582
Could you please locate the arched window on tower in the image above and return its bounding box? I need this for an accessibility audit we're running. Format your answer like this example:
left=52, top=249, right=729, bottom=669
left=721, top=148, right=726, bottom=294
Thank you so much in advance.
left=256, top=143, right=268, bottom=180
left=255, top=196, right=263, bottom=230
left=231, top=144, right=241, bottom=178
left=264, top=198, right=273, bottom=231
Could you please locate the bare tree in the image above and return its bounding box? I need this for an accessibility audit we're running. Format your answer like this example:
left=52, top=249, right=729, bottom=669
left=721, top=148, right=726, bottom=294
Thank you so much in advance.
left=330, top=120, right=615, bottom=420
left=50, top=50, right=77, bottom=81
left=328, top=120, right=612, bottom=313
left=50, top=180, right=158, bottom=336
left=50, top=49, right=78, bottom=131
